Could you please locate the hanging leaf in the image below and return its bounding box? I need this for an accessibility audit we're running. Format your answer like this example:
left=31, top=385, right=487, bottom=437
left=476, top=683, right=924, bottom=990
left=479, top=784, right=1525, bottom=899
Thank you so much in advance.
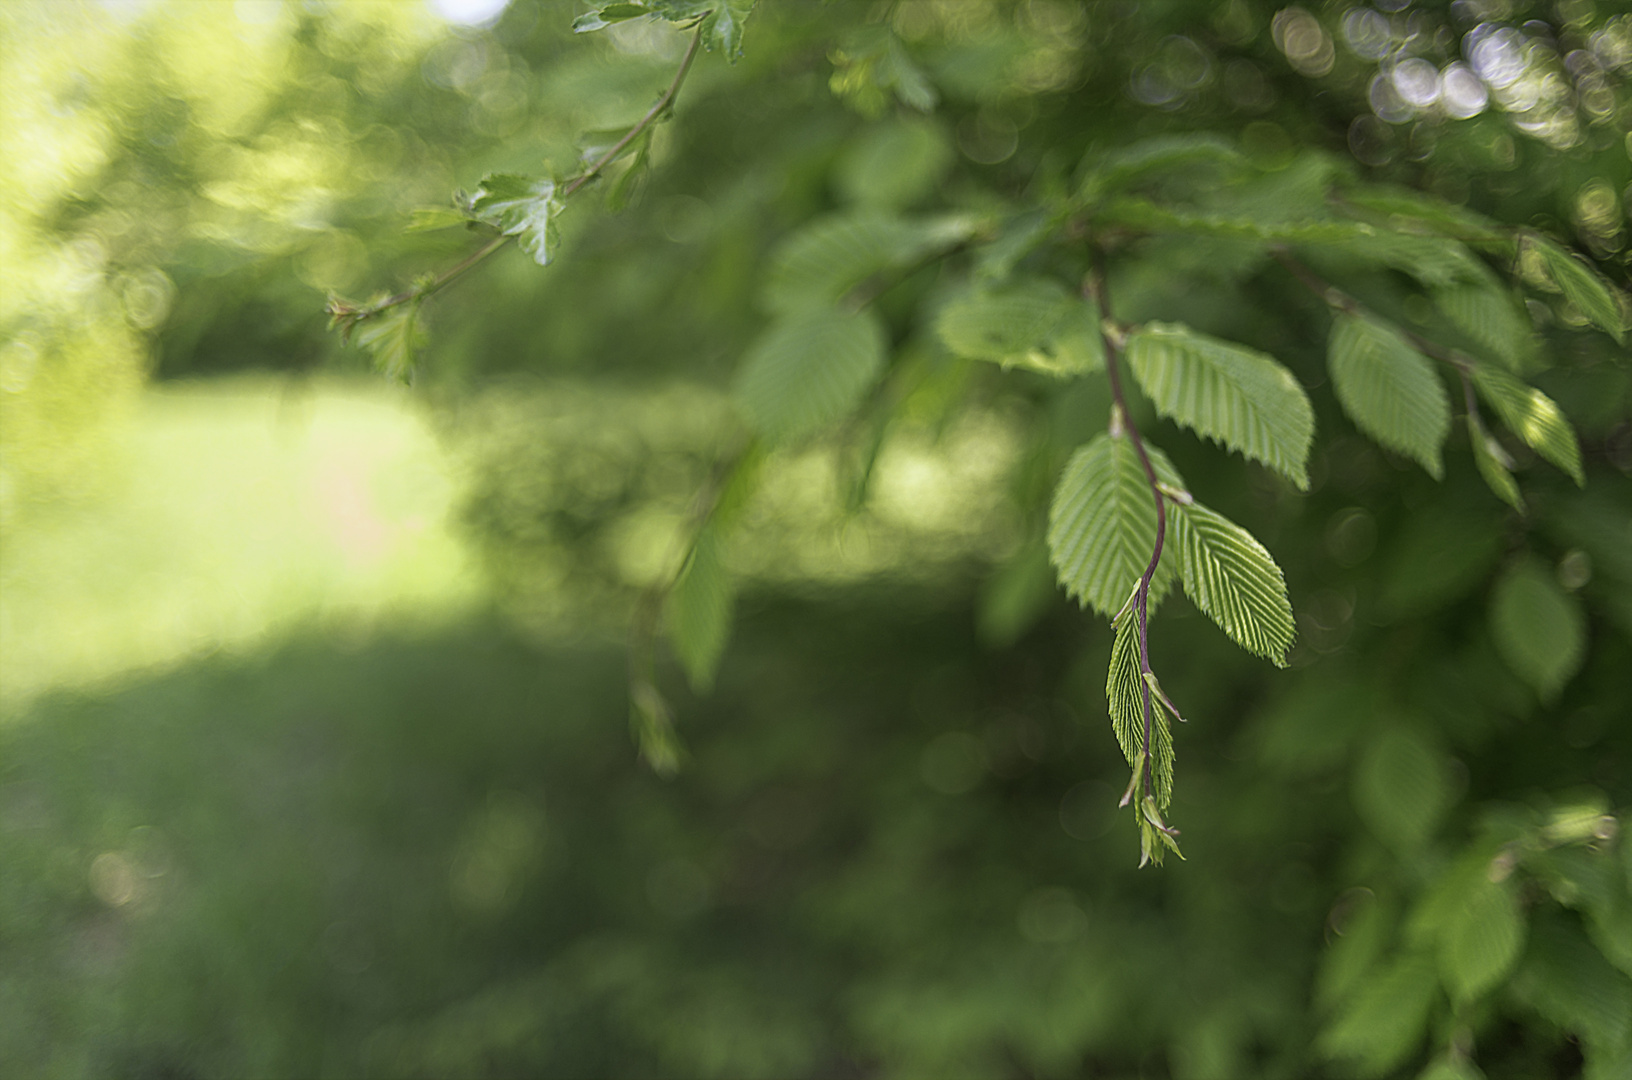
left=1327, top=313, right=1451, bottom=479
left=1078, top=134, right=1247, bottom=202
left=1319, top=952, right=1439, bottom=1077
left=470, top=173, right=563, bottom=267
left=351, top=300, right=424, bottom=384
left=1489, top=558, right=1587, bottom=702
left=577, top=1, right=757, bottom=60
left=734, top=306, right=886, bottom=443
left=1353, top=727, right=1451, bottom=852
left=1107, top=607, right=1174, bottom=811
left=828, top=27, right=937, bottom=115
left=1469, top=417, right=1523, bottom=512
left=666, top=526, right=734, bottom=693
left=572, top=3, right=653, bottom=34
left=1512, top=913, right=1632, bottom=1063
left=1126, top=322, right=1314, bottom=490
left=1434, top=280, right=1536, bottom=372
left=1170, top=500, right=1296, bottom=666
left=936, top=276, right=1103, bottom=378
left=1047, top=430, right=1184, bottom=618
left=763, top=210, right=975, bottom=313
left=1471, top=365, right=1584, bottom=486
left=1523, top=234, right=1627, bottom=343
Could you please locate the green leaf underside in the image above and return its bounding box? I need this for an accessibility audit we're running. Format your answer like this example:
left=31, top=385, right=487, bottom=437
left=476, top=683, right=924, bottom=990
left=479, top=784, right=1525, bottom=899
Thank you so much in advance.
left=1436, top=281, right=1535, bottom=371
left=666, top=526, right=734, bottom=693
left=1327, top=313, right=1450, bottom=479
left=1471, top=421, right=1524, bottom=511
left=936, top=277, right=1103, bottom=377
left=1047, top=432, right=1183, bottom=618
left=1489, top=559, right=1586, bottom=702
left=1127, top=322, right=1313, bottom=489
left=763, top=211, right=974, bottom=313
left=1527, top=235, right=1626, bottom=343
left=1472, top=364, right=1585, bottom=485
left=471, top=173, right=562, bottom=267
left=353, top=302, right=422, bottom=383
left=1172, top=501, right=1295, bottom=666
left=734, top=306, right=886, bottom=443
left=1107, top=609, right=1173, bottom=810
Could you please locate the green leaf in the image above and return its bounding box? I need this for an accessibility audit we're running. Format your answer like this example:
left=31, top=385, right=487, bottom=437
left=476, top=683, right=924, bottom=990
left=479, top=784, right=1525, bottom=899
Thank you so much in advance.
left=936, top=276, right=1103, bottom=378
left=763, top=211, right=974, bottom=314
left=1513, top=912, right=1632, bottom=1060
left=734, top=306, right=886, bottom=443
left=1469, top=417, right=1523, bottom=512
left=352, top=301, right=424, bottom=384
left=1439, top=876, right=1525, bottom=1004
left=1126, top=322, right=1314, bottom=489
left=1098, top=196, right=1379, bottom=244
left=1320, top=951, right=1438, bottom=1077
left=1107, top=609, right=1174, bottom=811
left=407, top=205, right=476, bottom=232
left=1078, top=134, right=1247, bottom=202
left=666, top=525, right=734, bottom=693
left=1524, top=234, right=1627, bottom=343
left=1170, top=500, right=1296, bottom=666
left=1489, top=558, right=1586, bottom=702
left=1472, top=365, right=1584, bottom=486
left=1318, top=889, right=1392, bottom=1009
left=1325, top=233, right=1489, bottom=290
left=828, top=28, right=936, bottom=115
left=1337, top=184, right=1510, bottom=246
left=471, top=173, right=563, bottom=267
left=1327, top=313, right=1451, bottom=479
left=1418, top=1059, right=1488, bottom=1080
left=1434, top=281, right=1536, bottom=372
left=572, top=3, right=652, bottom=33
left=1354, top=727, right=1450, bottom=852
left=835, top=116, right=954, bottom=210
left=1047, top=430, right=1183, bottom=618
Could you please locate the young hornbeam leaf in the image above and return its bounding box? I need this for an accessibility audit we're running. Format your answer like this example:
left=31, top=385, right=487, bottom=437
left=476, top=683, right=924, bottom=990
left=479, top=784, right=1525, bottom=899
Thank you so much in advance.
left=1106, top=609, right=1175, bottom=811
left=1141, top=671, right=1187, bottom=723
left=1471, top=365, right=1585, bottom=486
left=580, top=1, right=757, bottom=60
left=470, top=174, right=564, bottom=267
left=1171, top=500, right=1296, bottom=666
left=733, top=306, right=887, bottom=444
left=1048, top=430, right=1185, bottom=618
left=1077, top=134, right=1248, bottom=204
left=1138, top=795, right=1184, bottom=868
left=1433, top=279, right=1537, bottom=372
left=1470, top=417, right=1524, bottom=512
left=630, top=679, right=683, bottom=776
left=573, top=4, right=652, bottom=34
left=764, top=210, right=977, bottom=314
left=1327, top=313, right=1451, bottom=479
left=665, top=525, right=735, bottom=693
left=1523, top=234, right=1627, bottom=344
left=1126, top=322, right=1315, bottom=490
left=936, top=276, right=1103, bottom=378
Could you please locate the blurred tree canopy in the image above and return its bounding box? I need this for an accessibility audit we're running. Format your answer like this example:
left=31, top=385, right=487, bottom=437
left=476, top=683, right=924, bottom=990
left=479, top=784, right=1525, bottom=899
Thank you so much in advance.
left=2, top=1, right=1631, bottom=1078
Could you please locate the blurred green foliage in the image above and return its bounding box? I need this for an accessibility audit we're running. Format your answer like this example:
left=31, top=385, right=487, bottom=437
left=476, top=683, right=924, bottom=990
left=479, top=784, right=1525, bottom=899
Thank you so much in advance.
left=3, top=1, right=1631, bottom=1078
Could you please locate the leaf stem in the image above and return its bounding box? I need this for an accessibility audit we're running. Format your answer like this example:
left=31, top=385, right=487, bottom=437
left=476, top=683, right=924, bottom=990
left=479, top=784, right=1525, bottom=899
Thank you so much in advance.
left=336, top=21, right=708, bottom=326
left=1087, top=241, right=1165, bottom=804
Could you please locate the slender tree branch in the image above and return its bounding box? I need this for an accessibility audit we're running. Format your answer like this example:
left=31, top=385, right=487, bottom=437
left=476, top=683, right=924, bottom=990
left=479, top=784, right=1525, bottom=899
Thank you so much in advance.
left=333, top=22, right=708, bottom=327
left=1086, top=241, right=1166, bottom=807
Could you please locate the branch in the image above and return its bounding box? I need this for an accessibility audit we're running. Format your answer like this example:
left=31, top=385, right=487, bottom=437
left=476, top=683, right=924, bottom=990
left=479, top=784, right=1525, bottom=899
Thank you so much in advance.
left=1086, top=242, right=1166, bottom=809
left=333, top=22, right=708, bottom=328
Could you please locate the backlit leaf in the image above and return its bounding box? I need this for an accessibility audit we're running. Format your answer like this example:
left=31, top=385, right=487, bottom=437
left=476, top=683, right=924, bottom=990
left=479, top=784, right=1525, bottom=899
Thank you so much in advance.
left=1439, top=877, right=1525, bottom=1003
left=1337, top=185, right=1509, bottom=246
left=1170, top=500, right=1296, bottom=666
left=1469, top=418, right=1523, bottom=512
left=1320, top=951, right=1438, bottom=1077
left=1472, top=365, right=1584, bottom=486
left=1107, top=607, right=1174, bottom=810
left=734, top=306, right=886, bottom=443
left=1354, top=727, right=1450, bottom=852
left=936, top=276, right=1103, bottom=378
left=1327, top=313, right=1450, bottom=479
left=1079, top=134, right=1247, bottom=201
left=1127, top=322, right=1314, bottom=489
left=1525, top=234, right=1626, bottom=343
left=666, top=526, right=734, bottom=693
left=1047, top=431, right=1183, bottom=618
left=352, top=301, right=424, bottom=384
left=470, top=173, right=563, bottom=267
left=1489, top=558, right=1586, bottom=702
left=1435, top=281, right=1536, bottom=372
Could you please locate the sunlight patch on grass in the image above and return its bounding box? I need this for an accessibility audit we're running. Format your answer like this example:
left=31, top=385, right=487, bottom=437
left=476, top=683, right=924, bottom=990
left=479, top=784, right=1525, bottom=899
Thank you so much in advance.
left=0, top=376, right=480, bottom=713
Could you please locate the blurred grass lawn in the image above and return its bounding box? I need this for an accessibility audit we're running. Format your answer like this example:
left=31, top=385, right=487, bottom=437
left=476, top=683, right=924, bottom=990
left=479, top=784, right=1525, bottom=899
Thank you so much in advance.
left=1, top=377, right=480, bottom=715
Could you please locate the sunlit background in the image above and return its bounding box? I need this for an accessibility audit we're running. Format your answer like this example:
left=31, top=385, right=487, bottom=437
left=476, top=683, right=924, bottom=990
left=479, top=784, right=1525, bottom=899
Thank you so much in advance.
left=3, top=1, right=1629, bottom=1077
